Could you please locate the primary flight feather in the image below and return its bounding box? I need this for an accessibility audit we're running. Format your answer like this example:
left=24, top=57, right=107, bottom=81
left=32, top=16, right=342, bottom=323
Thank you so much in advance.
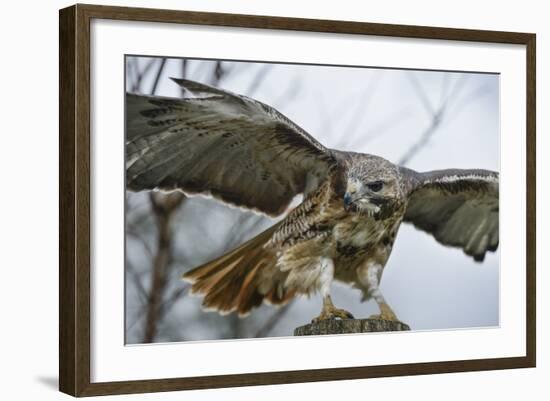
left=126, top=78, right=499, bottom=323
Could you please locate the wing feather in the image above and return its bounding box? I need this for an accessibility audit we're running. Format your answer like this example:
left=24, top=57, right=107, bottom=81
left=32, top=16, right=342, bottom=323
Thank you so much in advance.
left=402, top=168, right=499, bottom=261
left=126, top=79, right=336, bottom=216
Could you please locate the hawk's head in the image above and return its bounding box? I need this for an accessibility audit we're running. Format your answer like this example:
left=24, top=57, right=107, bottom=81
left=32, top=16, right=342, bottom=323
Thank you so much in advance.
left=343, top=154, right=404, bottom=217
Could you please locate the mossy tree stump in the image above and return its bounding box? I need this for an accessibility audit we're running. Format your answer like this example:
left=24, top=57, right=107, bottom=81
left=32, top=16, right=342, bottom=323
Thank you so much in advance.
left=294, top=318, right=410, bottom=336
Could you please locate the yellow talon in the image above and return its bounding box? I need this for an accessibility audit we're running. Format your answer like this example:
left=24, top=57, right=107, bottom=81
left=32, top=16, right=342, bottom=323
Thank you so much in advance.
left=312, top=295, right=354, bottom=323
left=369, top=302, right=400, bottom=322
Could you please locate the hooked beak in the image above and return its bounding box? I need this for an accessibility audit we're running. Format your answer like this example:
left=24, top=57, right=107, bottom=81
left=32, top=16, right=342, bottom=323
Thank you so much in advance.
left=344, top=192, right=382, bottom=214
left=344, top=192, right=355, bottom=211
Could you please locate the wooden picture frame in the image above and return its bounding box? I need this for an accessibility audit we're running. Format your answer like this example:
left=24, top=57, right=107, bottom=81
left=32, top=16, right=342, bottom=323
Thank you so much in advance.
left=59, top=3, right=536, bottom=397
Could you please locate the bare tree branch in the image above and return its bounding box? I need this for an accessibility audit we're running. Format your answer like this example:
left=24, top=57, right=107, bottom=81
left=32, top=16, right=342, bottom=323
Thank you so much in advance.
left=338, top=74, right=384, bottom=149
left=273, top=76, right=301, bottom=108
left=158, top=285, right=190, bottom=321
left=125, top=260, right=149, bottom=335
left=127, top=260, right=148, bottom=304
left=255, top=301, right=294, bottom=338
left=444, top=82, right=491, bottom=126
left=179, top=59, right=187, bottom=96
left=398, top=73, right=467, bottom=166
left=150, top=58, right=167, bottom=95
left=315, top=91, right=335, bottom=138
left=143, top=192, right=186, bottom=343
left=212, top=61, right=225, bottom=85
left=357, top=106, right=412, bottom=146
left=130, top=57, right=156, bottom=93
left=140, top=58, right=237, bottom=343
left=126, top=229, right=154, bottom=261
left=398, top=114, right=442, bottom=166
left=245, top=64, right=272, bottom=96
left=406, top=72, right=435, bottom=117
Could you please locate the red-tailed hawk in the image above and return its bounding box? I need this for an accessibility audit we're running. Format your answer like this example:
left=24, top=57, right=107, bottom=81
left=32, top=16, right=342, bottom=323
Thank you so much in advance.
left=126, top=78, right=499, bottom=323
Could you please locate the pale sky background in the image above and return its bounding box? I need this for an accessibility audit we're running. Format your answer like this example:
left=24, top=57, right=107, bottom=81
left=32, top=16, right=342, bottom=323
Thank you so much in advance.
left=125, top=56, right=499, bottom=343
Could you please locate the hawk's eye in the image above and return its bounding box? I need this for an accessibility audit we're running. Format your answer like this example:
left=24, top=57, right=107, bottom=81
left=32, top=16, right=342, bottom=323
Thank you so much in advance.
left=367, top=181, right=384, bottom=192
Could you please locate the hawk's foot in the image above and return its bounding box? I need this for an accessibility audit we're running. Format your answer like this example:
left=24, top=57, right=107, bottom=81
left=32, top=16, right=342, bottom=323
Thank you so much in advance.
left=312, top=295, right=354, bottom=323
left=369, top=302, right=400, bottom=322
left=312, top=307, right=354, bottom=323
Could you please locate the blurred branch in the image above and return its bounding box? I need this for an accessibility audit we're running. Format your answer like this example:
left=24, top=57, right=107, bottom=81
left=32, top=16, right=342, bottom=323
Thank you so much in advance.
left=140, top=59, right=234, bottom=343
left=126, top=229, right=154, bottom=261
left=141, top=57, right=183, bottom=343
left=126, top=59, right=136, bottom=90
left=245, top=64, right=272, bottom=96
left=316, top=92, right=334, bottom=138
left=438, top=73, right=450, bottom=108
left=143, top=192, right=186, bottom=343
left=127, top=260, right=148, bottom=305
left=339, top=74, right=383, bottom=149
left=255, top=301, right=294, bottom=338
left=150, top=58, right=167, bottom=95
left=406, top=72, right=435, bottom=117
left=444, top=82, right=492, bottom=126
left=397, top=111, right=442, bottom=166
left=126, top=205, right=155, bottom=231
left=179, top=59, right=187, bottom=96
left=273, top=76, right=301, bottom=108
left=130, top=57, right=156, bottom=93
left=226, top=213, right=267, bottom=250
left=220, top=62, right=252, bottom=78
left=359, top=106, right=412, bottom=145
left=398, top=73, right=466, bottom=166
left=227, top=314, right=244, bottom=338
left=158, top=285, right=190, bottom=321
left=212, top=61, right=225, bottom=85
left=125, top=260, right=148, bottom=335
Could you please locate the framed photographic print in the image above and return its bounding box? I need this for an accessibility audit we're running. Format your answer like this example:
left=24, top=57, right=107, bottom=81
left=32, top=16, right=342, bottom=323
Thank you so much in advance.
left=59, top=4, right=536, bottom=397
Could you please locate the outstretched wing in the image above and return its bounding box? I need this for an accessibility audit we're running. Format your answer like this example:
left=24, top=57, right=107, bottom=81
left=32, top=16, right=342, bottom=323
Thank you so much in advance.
left=401, top=168, right=499, bottom=261
left=126, top=78, right=336, bottom=216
